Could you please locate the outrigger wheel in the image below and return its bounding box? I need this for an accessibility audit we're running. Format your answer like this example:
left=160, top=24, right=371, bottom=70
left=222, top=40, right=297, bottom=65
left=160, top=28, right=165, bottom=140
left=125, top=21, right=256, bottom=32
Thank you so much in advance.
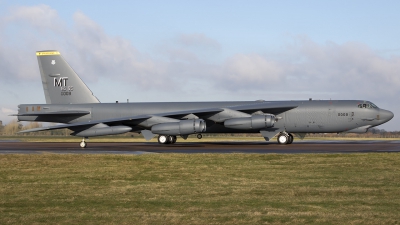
left=80, top=138, right=87, bottom=148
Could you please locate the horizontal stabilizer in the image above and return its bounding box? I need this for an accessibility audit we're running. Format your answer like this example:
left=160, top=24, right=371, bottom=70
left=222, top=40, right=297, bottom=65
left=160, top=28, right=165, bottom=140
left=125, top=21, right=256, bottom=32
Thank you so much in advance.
left=11, top=110, right=90, bottom=117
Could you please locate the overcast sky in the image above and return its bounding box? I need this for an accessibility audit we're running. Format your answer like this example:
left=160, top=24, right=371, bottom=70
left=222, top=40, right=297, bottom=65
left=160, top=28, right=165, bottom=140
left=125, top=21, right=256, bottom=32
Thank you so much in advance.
left=0, top=1, right=399, bottom=130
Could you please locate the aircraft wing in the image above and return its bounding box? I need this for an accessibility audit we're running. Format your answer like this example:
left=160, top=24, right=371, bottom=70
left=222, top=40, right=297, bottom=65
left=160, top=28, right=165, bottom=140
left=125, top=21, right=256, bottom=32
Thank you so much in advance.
left=18, top=108, right=224, bottom=133
left=157, top=102, right=298, bottom=118
left=18, top=114, right=152, bottom=133
left=18, top=103, right=297, bottom=133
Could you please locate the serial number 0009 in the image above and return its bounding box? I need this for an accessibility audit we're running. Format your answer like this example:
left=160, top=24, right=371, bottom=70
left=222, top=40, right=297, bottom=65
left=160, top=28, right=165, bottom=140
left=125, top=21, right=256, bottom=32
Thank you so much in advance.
left=61, top=92, right=72, bottom=96
left=338, top=112, right=354, bottom=116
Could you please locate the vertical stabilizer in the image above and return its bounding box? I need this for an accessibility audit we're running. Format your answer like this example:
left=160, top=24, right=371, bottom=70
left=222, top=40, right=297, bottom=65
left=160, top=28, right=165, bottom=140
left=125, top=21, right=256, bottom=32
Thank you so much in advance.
left=37, top=50, right=100, bottom=104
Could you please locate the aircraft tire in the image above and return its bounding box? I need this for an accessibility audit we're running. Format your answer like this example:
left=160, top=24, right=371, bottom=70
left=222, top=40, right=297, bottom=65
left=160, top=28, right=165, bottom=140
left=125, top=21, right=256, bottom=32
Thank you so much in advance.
left=277, top=133, right=289, bottom=145
left=287, top=133, right=294, bottom=144
left=158, top=135, right=168, bottom=144
left=197, top=134, right=202, bottom=139
left=171, top=136, right=177, bottom=144
left=80, top=141, right=87, bottom=148
left=167, top=135, right=176, bottom=144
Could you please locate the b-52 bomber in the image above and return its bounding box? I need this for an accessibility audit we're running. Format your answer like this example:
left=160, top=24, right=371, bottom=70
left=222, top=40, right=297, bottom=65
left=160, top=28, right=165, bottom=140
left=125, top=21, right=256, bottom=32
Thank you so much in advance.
left=14, top=50, right=394, bottom=148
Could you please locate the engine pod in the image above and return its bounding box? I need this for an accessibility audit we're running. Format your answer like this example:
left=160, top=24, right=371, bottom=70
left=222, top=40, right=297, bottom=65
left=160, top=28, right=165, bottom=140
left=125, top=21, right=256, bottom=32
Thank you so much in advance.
left=151, top=119, right=206, bottom=135
left=224, top=114, right=275, bottom=130
left=73, top=125, right=132, bottom=137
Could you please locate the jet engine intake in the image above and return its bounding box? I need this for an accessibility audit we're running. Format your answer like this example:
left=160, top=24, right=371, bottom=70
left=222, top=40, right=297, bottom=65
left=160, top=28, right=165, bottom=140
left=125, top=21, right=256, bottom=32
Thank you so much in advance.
left=151, top=119, right=206, bottom=135
left=224, top=114, right=275, bottom=130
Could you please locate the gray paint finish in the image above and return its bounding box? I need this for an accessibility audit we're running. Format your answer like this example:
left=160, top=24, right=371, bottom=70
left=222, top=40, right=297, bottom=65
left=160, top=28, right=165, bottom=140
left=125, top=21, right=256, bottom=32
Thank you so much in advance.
left=17, top=100, right=393, bottom=133
left=15, top=51, right=394, bottom=145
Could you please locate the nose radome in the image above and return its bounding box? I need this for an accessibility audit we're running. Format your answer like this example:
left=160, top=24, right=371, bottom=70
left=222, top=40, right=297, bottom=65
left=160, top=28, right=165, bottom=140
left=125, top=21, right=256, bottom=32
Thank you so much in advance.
left=380, top=109, right=394, bottom=122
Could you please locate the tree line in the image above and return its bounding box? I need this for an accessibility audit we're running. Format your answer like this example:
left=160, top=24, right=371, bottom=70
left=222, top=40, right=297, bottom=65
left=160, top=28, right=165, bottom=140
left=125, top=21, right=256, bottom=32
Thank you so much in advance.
left=0, top=120, right=70, bottom=136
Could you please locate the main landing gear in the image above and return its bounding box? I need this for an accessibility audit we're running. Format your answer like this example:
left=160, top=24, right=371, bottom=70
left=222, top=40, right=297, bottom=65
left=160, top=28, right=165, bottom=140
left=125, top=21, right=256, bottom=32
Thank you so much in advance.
left=277, top=132, right=294, bottom=145
left=158, top=134, right=202, bottom=144
left=158, top=135, right=177, bottom=144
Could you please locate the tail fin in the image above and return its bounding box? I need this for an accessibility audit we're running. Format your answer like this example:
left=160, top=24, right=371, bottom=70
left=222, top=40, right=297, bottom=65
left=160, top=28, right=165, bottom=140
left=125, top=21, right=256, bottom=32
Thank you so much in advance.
left=36, top=50, right=100, bottom=104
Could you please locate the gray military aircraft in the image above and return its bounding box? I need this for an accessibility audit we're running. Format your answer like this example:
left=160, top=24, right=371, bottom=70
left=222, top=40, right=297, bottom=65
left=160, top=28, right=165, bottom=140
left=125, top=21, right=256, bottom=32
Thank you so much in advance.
left=14, top=50, right=394, bottom=148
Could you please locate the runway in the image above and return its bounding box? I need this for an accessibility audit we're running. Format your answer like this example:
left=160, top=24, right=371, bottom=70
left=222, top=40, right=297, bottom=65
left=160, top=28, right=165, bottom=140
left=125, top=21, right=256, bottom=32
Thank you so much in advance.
left=0, top=140, right=400, bottom=154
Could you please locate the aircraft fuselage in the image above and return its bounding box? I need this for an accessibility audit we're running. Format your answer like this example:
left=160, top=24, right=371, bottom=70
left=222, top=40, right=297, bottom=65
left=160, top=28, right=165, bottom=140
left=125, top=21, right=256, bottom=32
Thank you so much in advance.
left=15, top=50, right=394, bottom=147
left=18, top=100, right=392, bottom=134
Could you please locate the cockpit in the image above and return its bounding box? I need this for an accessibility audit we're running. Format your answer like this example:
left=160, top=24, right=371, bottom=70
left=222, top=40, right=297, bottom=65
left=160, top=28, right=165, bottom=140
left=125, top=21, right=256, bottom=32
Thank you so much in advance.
left=357, top=102, right=378, bottom=109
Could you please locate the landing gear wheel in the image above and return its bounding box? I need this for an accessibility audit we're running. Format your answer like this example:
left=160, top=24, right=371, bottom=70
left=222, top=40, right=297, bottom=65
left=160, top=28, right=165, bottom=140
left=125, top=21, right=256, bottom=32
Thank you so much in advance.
left=167, top=135, right=177, bottom=144
left=287, top=133, right=294, bottom=144
left=197, top=134, right=202, bottom=139
left=80, top=141, right=87, bottom=148
left=158, top=135, right=168, bottom=144
left=171, top=136, right=177, bottom=144
left=277, top=133, right=289, bottom=145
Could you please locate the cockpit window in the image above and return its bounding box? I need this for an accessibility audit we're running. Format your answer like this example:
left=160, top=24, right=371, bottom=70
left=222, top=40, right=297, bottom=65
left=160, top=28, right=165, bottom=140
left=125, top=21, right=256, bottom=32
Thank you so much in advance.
left=357, top=102, right=379, bottom=109
left=369, top=102, right=378, bottom=108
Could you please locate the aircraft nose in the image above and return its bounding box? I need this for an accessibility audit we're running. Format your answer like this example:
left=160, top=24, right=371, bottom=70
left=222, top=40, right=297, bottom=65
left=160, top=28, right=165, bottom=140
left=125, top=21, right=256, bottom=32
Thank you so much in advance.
left=380, top=109, right=394, bottom=122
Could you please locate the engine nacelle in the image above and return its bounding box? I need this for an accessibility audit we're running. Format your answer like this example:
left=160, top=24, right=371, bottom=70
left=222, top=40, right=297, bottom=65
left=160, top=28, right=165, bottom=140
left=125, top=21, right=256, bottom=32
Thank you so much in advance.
left=224, top=114, right=275, bottom=130
left=151, top=119, right=206, bottom=135
left=72, top=125, right=132, bottom=137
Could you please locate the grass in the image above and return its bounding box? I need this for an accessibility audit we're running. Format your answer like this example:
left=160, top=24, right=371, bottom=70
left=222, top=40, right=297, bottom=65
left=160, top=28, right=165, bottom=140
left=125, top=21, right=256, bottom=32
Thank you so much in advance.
left=1, top=153, right=400, bottom=224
